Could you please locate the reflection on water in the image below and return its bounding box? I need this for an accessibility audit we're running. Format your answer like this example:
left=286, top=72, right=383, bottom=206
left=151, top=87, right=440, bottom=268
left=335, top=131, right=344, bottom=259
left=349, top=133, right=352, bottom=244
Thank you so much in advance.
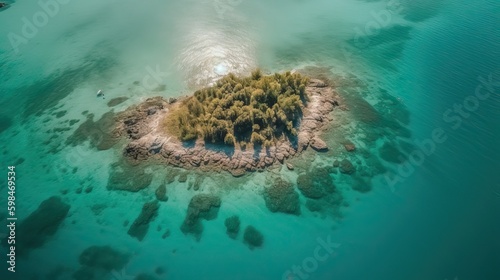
left=176, top=7, right=257, bottom=88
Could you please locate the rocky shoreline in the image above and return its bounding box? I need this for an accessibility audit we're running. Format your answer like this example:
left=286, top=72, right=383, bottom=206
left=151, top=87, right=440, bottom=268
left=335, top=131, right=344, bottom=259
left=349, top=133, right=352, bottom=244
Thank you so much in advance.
left=114, top=78, right=341, bottom=176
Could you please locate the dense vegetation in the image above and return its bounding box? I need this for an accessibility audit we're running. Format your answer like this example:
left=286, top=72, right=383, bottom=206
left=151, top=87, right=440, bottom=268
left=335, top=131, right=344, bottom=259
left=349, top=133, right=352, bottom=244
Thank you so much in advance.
left=163, top=70, right=309, bottom=147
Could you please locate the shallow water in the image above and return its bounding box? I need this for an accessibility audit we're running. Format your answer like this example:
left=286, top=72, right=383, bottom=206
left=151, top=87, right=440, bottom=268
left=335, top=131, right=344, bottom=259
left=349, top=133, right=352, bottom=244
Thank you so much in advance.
left=0, top=0, right=499, bottom=279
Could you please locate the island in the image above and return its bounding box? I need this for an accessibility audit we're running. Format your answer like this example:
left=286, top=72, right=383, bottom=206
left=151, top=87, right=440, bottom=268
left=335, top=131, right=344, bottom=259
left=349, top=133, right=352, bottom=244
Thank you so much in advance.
left=114, top=70, right=341, bottom=176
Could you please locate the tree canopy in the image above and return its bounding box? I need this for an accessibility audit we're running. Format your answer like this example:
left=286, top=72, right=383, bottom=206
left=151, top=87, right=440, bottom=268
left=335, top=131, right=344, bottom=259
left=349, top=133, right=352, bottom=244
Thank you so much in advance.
left=163, top=69, right=309, bottom=147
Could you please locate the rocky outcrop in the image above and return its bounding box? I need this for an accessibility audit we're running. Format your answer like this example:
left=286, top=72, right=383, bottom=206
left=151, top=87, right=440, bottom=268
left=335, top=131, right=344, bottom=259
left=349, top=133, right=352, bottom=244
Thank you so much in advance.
left=311, top=136, right=328, bottom=152
left=115, top=79, right=340, bottom=176
left=297, top=167, right=337, bottom=199
left=344, top=141, right=356, bottom=152
left=339, top=159, right=355, bottom=174
left=127, top=201, right=160, bottom=241
left=243, top=226, right=264, bottom=249
left=263, top=177, right=301, bottom=215
left=155, top=184, right=168, bottom=201
left=224, top=215, right=241, bottom=239
left=180, top=194, right=221, bottom=240
left=106, top=163, right=153, bottom=192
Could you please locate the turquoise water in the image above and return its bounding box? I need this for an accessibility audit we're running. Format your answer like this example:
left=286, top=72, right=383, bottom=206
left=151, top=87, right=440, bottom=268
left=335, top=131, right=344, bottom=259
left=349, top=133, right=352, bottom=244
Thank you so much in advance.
left=0, top=0, right=499, bottom=279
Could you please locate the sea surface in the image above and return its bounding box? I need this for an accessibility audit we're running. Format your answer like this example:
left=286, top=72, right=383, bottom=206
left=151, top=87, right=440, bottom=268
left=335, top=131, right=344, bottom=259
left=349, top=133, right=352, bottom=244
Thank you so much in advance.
left=0, top=0, right=499, bottom=280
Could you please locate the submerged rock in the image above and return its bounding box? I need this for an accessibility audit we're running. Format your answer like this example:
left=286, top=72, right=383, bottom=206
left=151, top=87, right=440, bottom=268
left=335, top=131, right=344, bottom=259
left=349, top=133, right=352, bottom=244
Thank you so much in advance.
left=379, top=142, right=406, bottom=164
left=128, top=201, right=160, bottom=241
left=180, top=194, right=221, bottom=240
left=78, top=246, right=128, bottom=270
left=178, top=172, right=188, bottom=183
left=107, top=163, right=153, bottom=192
left=155, top=184, right=168, bottom=201
left=297, top=167, right=336, bottom=199
left=263, top=177, right=301, bottom=215
left=243, top=226, right=264, bottom=249
left=224, top=215, right=241, bottom=239
left=74, top=245, right=129, bottom=280
left=310, top=136, right=328, bottom=152
left=339, top=159, right=355, bottom=174
left=8, top=196, right=70, bottom=256
left=344, top=142, right=356, bottom=152
left=107, top=97, right=129, bottom=107
left=66, top=112, right=118, bottom=150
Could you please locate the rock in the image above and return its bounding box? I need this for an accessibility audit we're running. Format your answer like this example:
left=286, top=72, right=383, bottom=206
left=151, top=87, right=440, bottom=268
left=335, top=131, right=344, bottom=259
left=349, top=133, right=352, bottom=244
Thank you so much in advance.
left=296, top=131, right=310, bottom=152
left=127, top=201, right=160, bottom=241
left=311, top=137, right=328, bottom=152
left=178, top=172, right=188, bottom=182
left=332, top=160, right=340, bottom=167
left=78, top=246, right=128, bottom=271
left=264, top=157, right=274, bottom=165
left=107, top=163, right=153, bottom=192
left=379, top=142, right=405, bottom=163
left=305, top=199, right=323, bottom=212
left=74, top=246, right=129, bottom=280
left=147, top=107, right=157, bottom=115
left=66, top=112, right=118, bottom=150
left=297, top=167, right=337, bottom=199
left=6, top=196, right=70, bottom=256
left=155, top=184, right=168, bottom=201
left=224, top=215, right=240, bottom=239
left=352, top=178, right=372, bottom=193
left=161, top=229, right=171, bottom=239
left=344, top=142, right=356, bottom=152
left=230, top=168, right=245, bottom=177
left=263, top=177, right=301, bottom=215
left=243, top=226, right=264, bottom=249
left=276, top=152, right=285, bottom=163
left=107, top=97, right=128, bottom=107
left=339, top=159, right=355, bottom=174
left=149, top=138, right=164, bottom=154
left=309, top=79, right=327, bottom=87
left=286, top=162, right=294, bottom=170
left=0, top=3, right=7, bottom=9
left=180, top=194, right=221, bottom=240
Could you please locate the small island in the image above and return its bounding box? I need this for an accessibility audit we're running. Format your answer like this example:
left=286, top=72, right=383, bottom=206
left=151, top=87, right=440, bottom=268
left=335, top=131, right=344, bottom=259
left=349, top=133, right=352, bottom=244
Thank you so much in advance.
left=115, top=70, right=341, bottom=176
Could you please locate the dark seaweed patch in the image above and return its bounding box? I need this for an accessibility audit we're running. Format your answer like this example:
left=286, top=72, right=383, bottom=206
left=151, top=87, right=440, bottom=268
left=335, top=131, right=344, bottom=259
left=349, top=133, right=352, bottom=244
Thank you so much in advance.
left=0, top=115, right=12, bottom=134
left=20, top=54, right=116, bottom=119
left=107, top=97, right=129, bottom=107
